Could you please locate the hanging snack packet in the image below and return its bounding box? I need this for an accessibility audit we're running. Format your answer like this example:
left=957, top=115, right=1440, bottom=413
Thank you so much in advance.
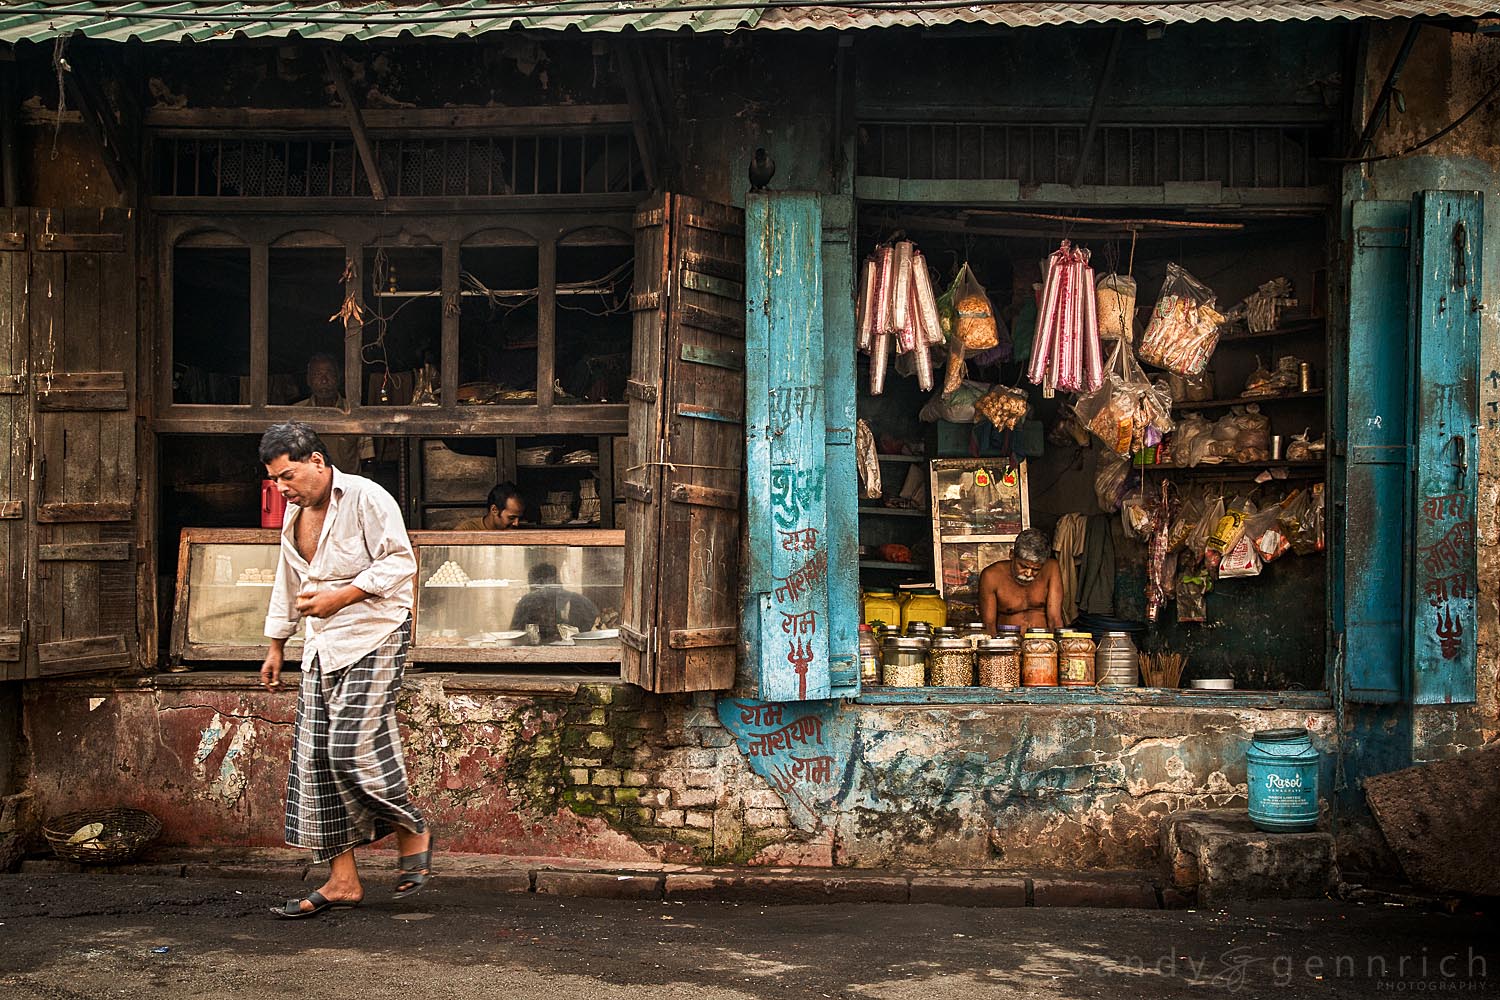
left=1095, top=273, right=1137, bottom=342
left=1204, top=496, right=1254, bottom=573
left=1139, top=263, right=1226, bottom=377
left=951, top=263, right=1000, bottom=351
left=1219, top=535, right=1263, bottom=578
left=1177, top=566, right=1210, bottom=623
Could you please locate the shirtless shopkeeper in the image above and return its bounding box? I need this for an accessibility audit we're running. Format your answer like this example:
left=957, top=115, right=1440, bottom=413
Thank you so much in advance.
left=979, top=527, right=1064, bottom=633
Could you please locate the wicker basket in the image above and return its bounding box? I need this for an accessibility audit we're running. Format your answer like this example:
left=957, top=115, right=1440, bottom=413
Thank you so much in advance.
left=44, top=808, right=161, bottom=865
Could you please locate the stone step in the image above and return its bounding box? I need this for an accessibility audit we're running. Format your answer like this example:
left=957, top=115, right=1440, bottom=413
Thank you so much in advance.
left=1162, top=809, right=1335, bottom=907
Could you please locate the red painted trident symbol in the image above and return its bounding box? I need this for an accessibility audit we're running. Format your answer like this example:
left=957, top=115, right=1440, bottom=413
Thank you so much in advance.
left=1436, top=605, right=1464, bottom=660
left=786, top=637, right=814, bottom=699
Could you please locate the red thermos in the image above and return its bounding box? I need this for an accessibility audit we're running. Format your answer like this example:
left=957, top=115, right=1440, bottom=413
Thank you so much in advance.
left=260, top=479, right=288, bottom=528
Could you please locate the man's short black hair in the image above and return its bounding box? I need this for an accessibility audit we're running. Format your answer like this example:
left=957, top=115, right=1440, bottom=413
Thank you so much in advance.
left=259, top=421, right=331, bottom=466
left=487, top=482, right=524, bottom=513
left=528, top=562, right=559, bottom=586
left=305, top=352, right=341, bottom=372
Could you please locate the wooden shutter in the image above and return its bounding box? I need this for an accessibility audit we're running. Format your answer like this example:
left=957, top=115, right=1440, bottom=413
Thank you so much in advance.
left=1341, top=201, right=1410, bottom=704
left=621, top=194, right=745, bottom=693
left=743, top=192, right=859, bottom=702
left=28, top=209, right=140, bottom=678
left=820, top=195, right=860, bottom=697
left=1408, top=191, right=1481, bottom=706
left=0, top=210, right=26, bottom=678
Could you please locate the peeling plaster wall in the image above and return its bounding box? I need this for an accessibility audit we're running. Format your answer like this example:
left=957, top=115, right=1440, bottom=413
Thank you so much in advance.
left=1356, top=24, right=1500, bottom=753
left=24, top=676, right=1331, bottom=870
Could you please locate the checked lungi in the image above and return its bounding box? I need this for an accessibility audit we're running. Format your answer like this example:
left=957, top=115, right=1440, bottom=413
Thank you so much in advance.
left=285, top=617, right=426, bottom=863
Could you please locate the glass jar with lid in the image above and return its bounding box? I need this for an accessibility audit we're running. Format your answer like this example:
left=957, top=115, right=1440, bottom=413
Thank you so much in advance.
left=881, top=636, right=927, bottom=687
left=929, top=636, right=975, bottom=687
left=977, top=635, right=1021, bottom=689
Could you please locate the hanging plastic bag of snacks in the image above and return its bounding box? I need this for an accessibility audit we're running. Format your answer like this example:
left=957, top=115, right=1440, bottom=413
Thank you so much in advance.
left=949, top=263, right=1000, bottom=350
left=1094, top=450, right=1135, bottom=513
left=1139, top=263, right=1226, bottom=377
left=975, top=384, right=1031, bottom=432
left=1219, top=535, right=1263, bottom=578
left=1278, top=483, right=1325, bottom=555
left=1095, top=273, right=1137, bottom=342
left=1074, top=341, right=1174, bottom=457
left=1176, top=565, right=1210, bottom=623
left=1204, top=496, right=1255, bottom=573
left=856, top=419, right=881, bottom=499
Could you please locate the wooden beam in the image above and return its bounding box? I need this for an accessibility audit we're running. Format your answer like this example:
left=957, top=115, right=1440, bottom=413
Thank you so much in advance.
left=1071, top=25, right=1125, bottom=190
left=61, top=65, right=130, bottom=195
left=323, top=49, right=388, bottom=201
left=143, top=104, right=634, bottom=133
left=615, top=40, right=659, bottom=192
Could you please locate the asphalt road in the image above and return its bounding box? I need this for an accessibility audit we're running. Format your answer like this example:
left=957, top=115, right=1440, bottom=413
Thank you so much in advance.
left=0, top=873, right=1495, bottom=999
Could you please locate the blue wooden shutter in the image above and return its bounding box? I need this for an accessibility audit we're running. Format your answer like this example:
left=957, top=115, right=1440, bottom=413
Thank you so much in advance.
left=1342, top=201, right=1411, bottom=703
left=1408, top=191, right=1482, bottom=705
left=821, top=194, right=860, bottom=697
left=744, top=192, right=847, bottom=701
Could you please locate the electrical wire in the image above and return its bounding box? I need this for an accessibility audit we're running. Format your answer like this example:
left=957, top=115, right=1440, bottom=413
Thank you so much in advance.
left=1325, top=70, right=1500, bottom=166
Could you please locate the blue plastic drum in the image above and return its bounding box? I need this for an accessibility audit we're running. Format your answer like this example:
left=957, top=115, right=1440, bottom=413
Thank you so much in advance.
left=1246, top=727, right=1319, bottom=832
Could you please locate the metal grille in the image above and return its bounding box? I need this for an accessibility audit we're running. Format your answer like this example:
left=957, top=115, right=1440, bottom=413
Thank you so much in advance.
left=155, top=131, right=644, bottom=198
left=857, top=121, right=1330, bottom=190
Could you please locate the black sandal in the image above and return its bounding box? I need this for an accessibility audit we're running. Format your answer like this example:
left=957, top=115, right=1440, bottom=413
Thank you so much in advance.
left=393, top=833, right=435, bottom=900
left=270, top=890, right=360, bottom=920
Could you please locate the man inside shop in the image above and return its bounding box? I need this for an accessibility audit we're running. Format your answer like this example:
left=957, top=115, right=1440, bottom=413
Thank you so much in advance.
left=453, top=482, right=526, bottom=531
left=510, top=562, right=599, bottom=644
left=295, top=353, right=374, bottom=473
left=979, top=527, right=1064, bottom=633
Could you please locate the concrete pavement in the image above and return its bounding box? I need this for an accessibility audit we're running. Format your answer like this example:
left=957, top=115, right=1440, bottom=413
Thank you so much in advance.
left=1, top=872, right=1495, bottom=999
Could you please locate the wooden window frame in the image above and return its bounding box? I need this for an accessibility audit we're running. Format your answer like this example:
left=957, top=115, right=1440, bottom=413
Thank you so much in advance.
left=155, top=211, right=634, bottom=438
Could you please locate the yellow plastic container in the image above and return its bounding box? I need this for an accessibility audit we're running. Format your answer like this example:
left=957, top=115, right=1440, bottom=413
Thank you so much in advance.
left=862, top=590, right=902, bottom=630
left=900, top=588, right=948, bottom=630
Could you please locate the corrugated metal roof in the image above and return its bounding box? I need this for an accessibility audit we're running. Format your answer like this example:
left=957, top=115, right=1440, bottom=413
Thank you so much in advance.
left=0, top=0, right=1494, bottom=45
left=757, top=1, right=1500, bottom=29
left=0, top=1, right=763, bottom=45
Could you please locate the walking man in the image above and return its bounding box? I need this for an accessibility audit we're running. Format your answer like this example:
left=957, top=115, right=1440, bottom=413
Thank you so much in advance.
left=258, top=421, right=433, bottom=918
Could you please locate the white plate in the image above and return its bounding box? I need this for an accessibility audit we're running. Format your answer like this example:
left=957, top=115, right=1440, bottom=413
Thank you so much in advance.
left=484, top=630, right=527, bottom=641
left=1189, top=679, right=1235, bottom=690
left=572, top=629, right=621, bottom=641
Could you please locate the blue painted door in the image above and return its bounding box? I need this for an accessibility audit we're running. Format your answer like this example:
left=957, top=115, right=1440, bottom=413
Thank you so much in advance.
left=745, top=192, right=858, bottom=701
left=820, top=194, right=860, bottom=697
left=1342, top=201, right=1410, bottom=703
left=1407, top=191, right=1482, bottom=705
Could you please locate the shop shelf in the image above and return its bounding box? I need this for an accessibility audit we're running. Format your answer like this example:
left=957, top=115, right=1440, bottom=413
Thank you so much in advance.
left=858, top=506, right=928, bottom=518
left=1217, top=318, right=1325, bottom=343
left=858, top=560, right=929, bottom=571
left=874, top=454, right=926, bottom=464
left=1174, top=389, right=1324, bottom=411
left=1144, top=459, right=1325, bottom=476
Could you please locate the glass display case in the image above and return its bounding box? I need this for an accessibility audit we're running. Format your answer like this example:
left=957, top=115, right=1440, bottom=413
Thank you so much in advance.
left=929, top=459, right=1030, bottom=619
left=170, top=528, right=623, bottom=668
left=171, top=529, right=305, bottom=662
left=414, top=530, right=623, bottom=663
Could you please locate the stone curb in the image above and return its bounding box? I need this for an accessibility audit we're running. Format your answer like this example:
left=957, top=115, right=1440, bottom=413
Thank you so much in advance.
left=13, top=858, right=1181, bottom=910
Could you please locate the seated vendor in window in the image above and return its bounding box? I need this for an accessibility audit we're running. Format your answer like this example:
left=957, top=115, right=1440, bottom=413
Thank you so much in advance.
left=294, top=352, right=374, bottom=473
left=979, top=527, right=1063, bottom=633
left=510, top=562, right=600, bottom=644
left=453, top=483, right=526, bottom=531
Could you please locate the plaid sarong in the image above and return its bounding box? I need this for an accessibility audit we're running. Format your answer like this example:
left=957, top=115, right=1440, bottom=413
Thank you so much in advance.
left=285, top=617, right=425, bottom=863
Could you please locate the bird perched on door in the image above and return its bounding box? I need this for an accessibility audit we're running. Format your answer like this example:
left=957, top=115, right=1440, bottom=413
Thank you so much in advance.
left=748, top=147, right=776, bottom=191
